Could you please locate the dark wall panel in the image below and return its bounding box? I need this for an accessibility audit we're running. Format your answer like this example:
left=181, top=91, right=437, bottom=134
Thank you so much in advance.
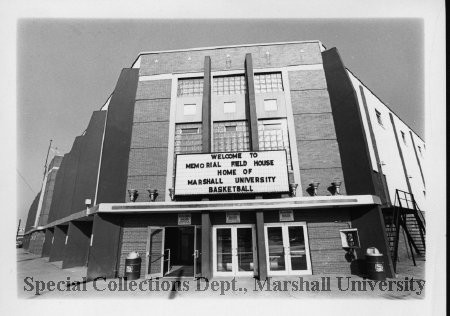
left=71, top=111, right=107, bottom=213
left=24, top=193, right=40, bottom=232
left=48, top=225, right=68, bottom=262
left=58, top=137, right=84, bottom=219
left=41, top=228, right=54, bottom=257
left=350, top=205, right=395, bottom=278
left=96, top=69, right=139, bottom=203
left=62, top=221, right=93, bottom=269
left=87, top=214, right=123, bottom=280
left=47, top=155, right=68, bottom=223
left=322, top=48, right=377, bottom=196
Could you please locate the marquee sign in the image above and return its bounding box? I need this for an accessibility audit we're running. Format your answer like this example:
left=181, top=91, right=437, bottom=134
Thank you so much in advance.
left=174, top=150, right=289, bottom=196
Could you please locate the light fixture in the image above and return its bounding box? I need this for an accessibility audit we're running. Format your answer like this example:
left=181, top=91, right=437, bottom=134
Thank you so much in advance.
left=128, top=189, right=139, bottom=202
left=289, top=183, right=298, bottom=197
left=168, top=188, right=175, bottom=201
left=310, top=182, right=320, bottom=196
left=331, top=181, right=342, bottom=195
left=147, top=189, right=158, bottom=202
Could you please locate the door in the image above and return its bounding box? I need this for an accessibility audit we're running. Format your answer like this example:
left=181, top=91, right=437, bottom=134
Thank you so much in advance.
left=212, top=225, right=257, bottom=277
left=193, top=226, right=202, bottom=278
left=264, top=223, right=312, bottom=276
left=146, top=226, right=165, bottom=278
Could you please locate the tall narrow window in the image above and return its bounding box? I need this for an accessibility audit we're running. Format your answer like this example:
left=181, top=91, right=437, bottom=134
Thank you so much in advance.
left=375, top=109, right=383, bottom=126
left=401, top=131, right=407, bottom=145
left=258, top=119, right=292, bottom=170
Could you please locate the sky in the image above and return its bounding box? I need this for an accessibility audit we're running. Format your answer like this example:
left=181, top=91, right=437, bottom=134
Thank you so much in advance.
left=16, top=18, right=424, bottom=224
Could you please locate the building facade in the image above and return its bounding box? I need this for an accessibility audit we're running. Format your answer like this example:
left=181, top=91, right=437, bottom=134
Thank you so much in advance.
left=23, top=41, right=426, bottom=280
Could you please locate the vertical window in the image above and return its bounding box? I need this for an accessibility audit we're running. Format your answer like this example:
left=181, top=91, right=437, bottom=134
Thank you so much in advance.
left=178, top=78, right=204, bottom=96
left=258, top=119, right=292, bottom=170
left=175, top=123, right=202, bottom=154
left=213, top=121, right=250, bottom=152
left=401, top=131, right=407, bottom=145
left=375, top=109, right=383, bottom=126
left=254, top=73, right=283, bottom=93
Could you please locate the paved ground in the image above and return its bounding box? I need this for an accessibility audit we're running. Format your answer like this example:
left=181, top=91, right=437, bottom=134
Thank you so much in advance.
left=17, top=249, right=425, bottom=299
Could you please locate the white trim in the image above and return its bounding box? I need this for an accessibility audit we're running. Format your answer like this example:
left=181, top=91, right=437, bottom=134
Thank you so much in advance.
left=282, top=68, right=302, bottom=194
left=25, top=195, right=379, bottom=234
left=100, top=195, right=380, bottom=214
left=93, top=105, right=109, bottom=205
left=33, top=174, right=48, bottom=228
left=139, top=74, right=174, bottom=81
left=165, top=75, right=177, bottom=201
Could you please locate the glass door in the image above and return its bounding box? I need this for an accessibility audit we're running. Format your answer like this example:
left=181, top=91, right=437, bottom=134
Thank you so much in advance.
left=264, top=222, right=312, bottom=276
left=213, top=225, right=256, bottom=277
left=146, top=227, right=165, bottom=278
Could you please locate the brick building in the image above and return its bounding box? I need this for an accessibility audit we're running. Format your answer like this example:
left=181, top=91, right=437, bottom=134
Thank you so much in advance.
left=23, top=41, right=426, bottom=280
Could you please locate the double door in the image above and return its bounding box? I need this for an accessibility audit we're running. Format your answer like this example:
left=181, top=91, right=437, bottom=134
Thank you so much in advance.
left=146, top=226, right=201, bottom=279
left=264, top=222, right=312, bottom=275
left=212, top=225, right=257, bottom=277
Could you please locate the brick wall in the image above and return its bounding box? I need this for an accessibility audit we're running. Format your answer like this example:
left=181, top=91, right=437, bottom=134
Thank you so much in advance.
left=139, top=42, right=323, bottom=76
left=126, top=79, right=172, bottom=202
left=289, top=68, right=346, bottom=196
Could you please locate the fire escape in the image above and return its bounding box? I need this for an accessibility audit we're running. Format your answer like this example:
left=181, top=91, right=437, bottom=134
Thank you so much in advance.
left=384, top=189, right=426, bottom=272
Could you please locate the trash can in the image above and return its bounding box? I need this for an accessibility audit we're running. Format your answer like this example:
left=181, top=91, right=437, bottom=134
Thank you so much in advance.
left=365, top=247, right=386, bottom=281
left=124, top=251, right=141, bottom=280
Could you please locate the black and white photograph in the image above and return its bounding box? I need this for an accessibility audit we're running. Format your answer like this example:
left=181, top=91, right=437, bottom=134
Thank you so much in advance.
left=0, top=0, right=445, bottom=315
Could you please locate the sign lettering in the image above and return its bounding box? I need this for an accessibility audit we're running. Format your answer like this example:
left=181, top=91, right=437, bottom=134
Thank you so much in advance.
left=175, top=150, right=289, bottom=196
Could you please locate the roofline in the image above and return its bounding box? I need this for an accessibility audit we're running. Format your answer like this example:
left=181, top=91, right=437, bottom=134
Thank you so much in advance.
left=345, top=67, right=425, bottom=142
left=130, top=40, right=324, bottom=68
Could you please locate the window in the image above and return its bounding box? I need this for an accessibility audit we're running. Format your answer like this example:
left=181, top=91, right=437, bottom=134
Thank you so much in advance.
left=178, top=78, right=204, bottom=96
left=254, top=73, right=283, bottom=93
left=223, top=102, right=236, bottom=113
left=258, top=119, right=292, bottom=170
left=183, top=104, right=197, bottom=115
left=213, top=121, right=250, bottom=152
left=175, top=123, right=202, bottom=154
left=401, top=131, right=407, bottom=145
left=264, top=99, right=278, bottom=111
left=375, top=109, right=383, bottom=126
left=213, top=75, right=246, bottom=95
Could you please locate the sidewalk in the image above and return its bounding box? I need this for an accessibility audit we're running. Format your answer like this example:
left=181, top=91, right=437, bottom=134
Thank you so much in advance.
left=17, top=249, right=425, bottom=299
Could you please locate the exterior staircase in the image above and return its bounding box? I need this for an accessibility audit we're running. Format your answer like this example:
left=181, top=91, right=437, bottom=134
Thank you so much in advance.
left=384, top=189, right=426, bottom=272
